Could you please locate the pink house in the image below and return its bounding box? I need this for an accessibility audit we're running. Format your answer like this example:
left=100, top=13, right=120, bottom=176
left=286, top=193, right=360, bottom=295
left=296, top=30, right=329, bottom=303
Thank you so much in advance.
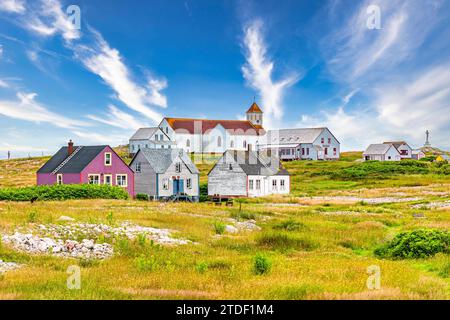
left=37, top=141, right=134, bottom=197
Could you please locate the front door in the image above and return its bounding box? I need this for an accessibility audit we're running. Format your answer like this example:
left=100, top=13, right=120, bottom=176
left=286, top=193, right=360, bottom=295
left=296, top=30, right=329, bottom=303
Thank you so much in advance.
left=173, top=179, right=185, bottom=195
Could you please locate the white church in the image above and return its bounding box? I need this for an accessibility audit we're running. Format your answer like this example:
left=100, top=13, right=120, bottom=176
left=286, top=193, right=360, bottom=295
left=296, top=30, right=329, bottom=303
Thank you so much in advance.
left=129, top=102, right=340, bottom=160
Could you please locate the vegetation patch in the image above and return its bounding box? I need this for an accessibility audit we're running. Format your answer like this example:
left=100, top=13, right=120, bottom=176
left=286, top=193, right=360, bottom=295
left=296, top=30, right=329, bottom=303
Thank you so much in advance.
left=0, top=184, right=129, bottom=201
left=252, top=253, right=272, bottom=275
left=375, top=229, right=450, bottom=259
left=256, top=231, right=318, bottom=252
left=273, top=219, right=307, bottom=231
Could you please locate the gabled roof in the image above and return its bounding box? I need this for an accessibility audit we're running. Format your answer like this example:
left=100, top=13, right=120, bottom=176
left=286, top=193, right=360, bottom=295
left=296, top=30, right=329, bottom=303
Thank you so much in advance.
left=130, top=127, right=159, bottom=140
left=266, top=128, right=328, bottom=144
left=163, top=118, right=263, bottom=135
left=364, top=144, right=396, bottom=155
left=209, top=150, right=289, bottom=176
left=136, top=148, right=199, bottom=174
left=246, top=102, right=263, bottom=113
left=383, top=141, right=410, bottom=149
left=37, top=146, right=107, bottom=174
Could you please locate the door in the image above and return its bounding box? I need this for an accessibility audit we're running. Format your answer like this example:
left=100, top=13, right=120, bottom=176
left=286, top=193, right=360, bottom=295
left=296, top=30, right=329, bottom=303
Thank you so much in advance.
left=104, top=175, right=112, bottom=186
left=173, top=179, right=185, bottom=195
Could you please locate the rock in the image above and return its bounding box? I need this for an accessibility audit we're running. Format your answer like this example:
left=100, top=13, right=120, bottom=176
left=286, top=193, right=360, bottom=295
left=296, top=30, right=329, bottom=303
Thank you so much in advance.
left=57, top=215, right=75, bottom=222
left=225, top=225, right=238, bottom=233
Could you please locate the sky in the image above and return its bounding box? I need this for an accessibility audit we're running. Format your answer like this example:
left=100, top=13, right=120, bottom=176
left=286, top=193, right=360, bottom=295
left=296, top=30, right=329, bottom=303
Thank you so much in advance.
left=0, top=0, right=449, bottom=159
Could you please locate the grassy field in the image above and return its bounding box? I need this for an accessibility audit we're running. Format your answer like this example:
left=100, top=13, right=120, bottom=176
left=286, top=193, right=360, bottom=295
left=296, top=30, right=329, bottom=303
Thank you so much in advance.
left=0, top=152, right=449, bottom=299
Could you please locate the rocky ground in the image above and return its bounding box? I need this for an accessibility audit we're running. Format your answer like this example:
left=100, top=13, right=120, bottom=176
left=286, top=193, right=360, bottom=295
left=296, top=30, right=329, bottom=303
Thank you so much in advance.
left=411, top=201, right=450, bottom=209
left=1, top=220, right=190, bottom=260
left=0, top=260, right=22, bottom=274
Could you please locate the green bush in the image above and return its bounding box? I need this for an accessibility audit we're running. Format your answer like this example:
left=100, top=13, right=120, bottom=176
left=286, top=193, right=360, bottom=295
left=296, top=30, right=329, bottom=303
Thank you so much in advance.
left=195, top=261, right=209, bottom=274
left=0, top=184, right=129, bottom=201
left=199, top=183, right=208, bottom=202
left=135, top=193, right=149, bottom=201
left=374, top=229, right=450, bottom=259
left=135, top=254, right=159, bottom=272
left=253, top=253, right=272, bottom=275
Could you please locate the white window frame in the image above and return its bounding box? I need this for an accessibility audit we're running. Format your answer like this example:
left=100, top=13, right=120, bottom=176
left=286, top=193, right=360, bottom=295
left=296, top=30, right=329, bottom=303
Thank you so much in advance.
left=88, top=174, right=100, bottom=185
left=187, top=178, right=192, bottom=189
left=272, top=179, right=277, bottom=190
left=162, top=178, right=169, bottom=190
left=256, top=180, right=261, bottom=190
left=135, top=162, right=141, bottom=173
left=104, top=174, right=112, bottom=186
left=280, top=179, right=285, bottom=191
left=116, top=174, right=128, bottom=187
left=175, top=162, right=182, bottom=173
left=249, top=179, right=254, bottom=190
left=104, top=152, right=112, bottom=166
left=56, top=174, right=63, bottom=185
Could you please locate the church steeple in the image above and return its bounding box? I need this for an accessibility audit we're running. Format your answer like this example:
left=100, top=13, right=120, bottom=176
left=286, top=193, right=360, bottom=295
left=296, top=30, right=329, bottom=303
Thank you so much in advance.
left=246, top=102, right=263, bottom=127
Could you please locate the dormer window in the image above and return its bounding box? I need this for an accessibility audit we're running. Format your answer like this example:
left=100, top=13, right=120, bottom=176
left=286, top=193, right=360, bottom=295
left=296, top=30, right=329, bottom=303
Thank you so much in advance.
left=105, top=152, right=112, bottom=166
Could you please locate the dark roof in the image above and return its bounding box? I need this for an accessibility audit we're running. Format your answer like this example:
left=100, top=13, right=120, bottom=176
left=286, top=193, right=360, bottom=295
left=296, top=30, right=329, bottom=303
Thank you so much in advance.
left=213, top=150, right=289, bottom=176
left=383, top=141, right=409, bottom=149
left=37, top=145, right=107, bottom=174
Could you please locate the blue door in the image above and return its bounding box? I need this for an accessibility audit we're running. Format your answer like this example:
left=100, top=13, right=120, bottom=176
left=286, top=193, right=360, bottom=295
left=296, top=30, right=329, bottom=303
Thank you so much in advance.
left=173, top=179, right=184, bottom=195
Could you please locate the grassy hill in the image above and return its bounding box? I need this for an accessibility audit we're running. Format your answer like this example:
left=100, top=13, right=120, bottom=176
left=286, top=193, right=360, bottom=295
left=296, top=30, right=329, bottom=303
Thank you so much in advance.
left=0, top=150, right=449, bottom=300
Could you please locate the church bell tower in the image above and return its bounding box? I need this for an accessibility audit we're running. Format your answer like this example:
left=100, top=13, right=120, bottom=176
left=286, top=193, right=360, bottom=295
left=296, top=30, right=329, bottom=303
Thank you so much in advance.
left=246, top=102, right=263, bottom=127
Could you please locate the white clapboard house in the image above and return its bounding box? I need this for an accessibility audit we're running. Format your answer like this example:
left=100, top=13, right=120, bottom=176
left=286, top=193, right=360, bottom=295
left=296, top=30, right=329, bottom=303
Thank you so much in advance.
left=129, top=127, right=175, bottom=156
left=363, top=144, right=401, bottom=161
left=208, top=150, right=290, bottom=198
left=257, top=128, right=340, bottom=160
left=130, top=148, right=200, bottom=201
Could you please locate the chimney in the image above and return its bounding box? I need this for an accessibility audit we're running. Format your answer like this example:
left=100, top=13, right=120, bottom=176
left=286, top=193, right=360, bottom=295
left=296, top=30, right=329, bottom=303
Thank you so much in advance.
left=68, top=140, right=74, bottom=156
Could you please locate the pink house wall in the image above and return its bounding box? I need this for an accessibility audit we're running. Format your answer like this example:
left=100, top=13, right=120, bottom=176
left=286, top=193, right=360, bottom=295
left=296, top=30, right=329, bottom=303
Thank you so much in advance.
left=80, top=146, right=135, bottom=197
left=37, top=173, right=80, bottom=185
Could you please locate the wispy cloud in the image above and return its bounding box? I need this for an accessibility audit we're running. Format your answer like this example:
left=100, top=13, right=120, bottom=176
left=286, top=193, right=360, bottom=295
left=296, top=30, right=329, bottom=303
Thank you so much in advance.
left=241, top=20, right=299, bottom=128
left=72, top=130, right=126, bottom=145
left=72, top=29, right=166, bottom=123
left=0, top=142, right=48, bottom=152
left=0, top=91, right=89, bottom=129
left=0, top=0, right=25, bottom=13
left=0, top=79, right=10, bottom=88
left=87, top=105, right=148, bottom=131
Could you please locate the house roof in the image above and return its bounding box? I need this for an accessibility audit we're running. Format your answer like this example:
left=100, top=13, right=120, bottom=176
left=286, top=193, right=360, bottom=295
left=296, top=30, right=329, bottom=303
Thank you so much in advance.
left=137, top=148, right=199, bottom=174
left=383, top=141, right=409, bottom=149
left=246, top=102, right=263, bottom=113
left=364, top=144, right=394, bottom=155
left=130, top=127, right=159, bottom=140
left=37, top=145, right=107, bottom=174
left=412, top=149, right=425, bottom=155
left=265, top=128, right=327, bottom=145
left=163, top=117, right=263, bottom=135
left=213, top=150, right=289, bottom=176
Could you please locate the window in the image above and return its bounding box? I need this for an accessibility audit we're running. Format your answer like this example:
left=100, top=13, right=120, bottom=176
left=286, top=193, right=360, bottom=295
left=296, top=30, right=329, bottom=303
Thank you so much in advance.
left=160, top=134, right=163, bottom=141
left=175, top=162, right=182, bottom=173
left=145, top=144, right=148, bottom=148
left=272, top=179, right=277, bottom=190
left=217, top=136, right=222, bottom=147
left=280, top=179, right=285, bottom=190
left=229, top=164, right=233, bottom=170
left=388, top=156, right=392, bottom=160
left=286, top=149, right=290, bottom=155
left=256, top=180, right=261, bottom=190
left=333, top=148, right=337, bottom=156
left=116, top=174, right=128, bottom=187
left=155, top=135, right=159, bottom=141
left=249, top=179, right=254, bottom=190
left=230, top=140, right=234, bottom=148
left=243, top=140, right=247, bottom=149
left=132, top=145, right=135, bottom=151
left=187, top=178, right=192, bottom=189
left=307, top=148, right=310, bottom=155
left=328, top=138, right=331, bottom=144
left=162, top=178, right=169, bottom=190
left=321, top=138, right=324, bottom=144
left=165, top=127, right=168, bottom=134
left=302, top=148, right=305, bottom=156
left=104, top=153, right=112, bottom=166
left=186, top=139, right=190, bottom=147
left=57, top=174, right=63, bottom=185
left=88, top=174, right=100, bottom=185
left=104, top=174, right=112, bottom=186
left=135, top=162, right=141, bottom=173
left=324, top=148, right=328, bottom=155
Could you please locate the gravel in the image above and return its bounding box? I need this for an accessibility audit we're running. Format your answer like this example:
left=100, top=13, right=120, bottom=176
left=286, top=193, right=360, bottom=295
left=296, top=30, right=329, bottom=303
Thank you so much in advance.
left=411, top=201, right=450, bottom=209
left=0, top=260, right=22, bottom=274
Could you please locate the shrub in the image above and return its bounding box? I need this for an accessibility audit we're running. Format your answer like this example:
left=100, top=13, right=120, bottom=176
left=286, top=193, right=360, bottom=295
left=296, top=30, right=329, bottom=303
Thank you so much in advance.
left=199, top=183, right=208, bottom=202
left=195, top=261, right=209, bottom=274
left=0, top=184, right=129, bottom=201
left=374, top=229, right=450, bottom=259
left=253, top=253, right=272, bottom=275
left=27, top=209, right=38, bottom=223
left=135, top=193, right=149, bottom=201
left=135, top=254, right=158, bottom=272
left=213, top=221, right=226, bottom=235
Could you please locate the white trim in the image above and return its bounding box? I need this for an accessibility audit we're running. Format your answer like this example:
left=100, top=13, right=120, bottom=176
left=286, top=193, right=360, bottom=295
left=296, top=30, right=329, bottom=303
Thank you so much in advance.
left=104, top=174, right=112, bottom=186
left=104, top=152, right=112, bottom=166
left=115, top=174, right=128, bottom=188
left=56, top=174, right=63, bottom=185
left=88, top=174, right=100, bottom=185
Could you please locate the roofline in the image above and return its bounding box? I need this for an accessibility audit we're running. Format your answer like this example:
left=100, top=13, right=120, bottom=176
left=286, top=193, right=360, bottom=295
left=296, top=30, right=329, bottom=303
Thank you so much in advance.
left=161, top=117, right=264, bottom=134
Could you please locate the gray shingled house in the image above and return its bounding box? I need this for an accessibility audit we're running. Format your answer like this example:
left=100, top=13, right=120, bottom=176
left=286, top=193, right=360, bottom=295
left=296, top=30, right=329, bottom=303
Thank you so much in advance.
left=130, top=148, right=199, bottom=201
left=208, top=150, right=290, bottom=198
left=128, top=127, right=175, bottom=156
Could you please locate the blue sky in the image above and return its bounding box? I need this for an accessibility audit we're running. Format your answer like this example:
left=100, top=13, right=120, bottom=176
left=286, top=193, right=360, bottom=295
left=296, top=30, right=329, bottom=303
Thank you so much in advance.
left=0, top=0, right=449, bottom=158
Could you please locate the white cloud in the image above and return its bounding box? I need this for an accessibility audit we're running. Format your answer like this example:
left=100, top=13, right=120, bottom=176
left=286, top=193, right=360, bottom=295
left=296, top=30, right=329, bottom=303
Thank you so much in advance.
left=0, top=79, right=9, bottom=88
left=87, top=105, right=148, bottom=131
left=73, top=30, right=166, bottom=123
left=0, top=0, right=25, bottom=13
left=25, top=0, right=80, bottom=42
left=241, top=20, right=299, bottom=129
left=0, top=142, right=48, bottom=152
left=72, top=130, right=125, bottom=145
left=0, top=44, right=3, bottom=58
left=299, top=64, right=450, bottom=151
left=0, top=91, right=89, bottom=129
